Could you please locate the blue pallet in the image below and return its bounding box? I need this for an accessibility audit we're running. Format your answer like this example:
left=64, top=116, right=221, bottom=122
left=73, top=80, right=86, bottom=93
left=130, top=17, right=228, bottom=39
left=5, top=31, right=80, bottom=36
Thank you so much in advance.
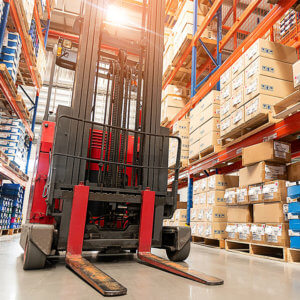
left=289, top=219, right=300, bottom=231
left=290, top=236, right=300, bottom=249
left=287, top=185, right=300, bottom=199
left=288, top=202, right=300, bottom=214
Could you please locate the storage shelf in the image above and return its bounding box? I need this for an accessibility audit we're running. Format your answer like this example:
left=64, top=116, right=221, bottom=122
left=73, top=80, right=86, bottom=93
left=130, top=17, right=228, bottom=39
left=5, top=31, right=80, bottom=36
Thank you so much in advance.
left=0, top=162, right=27, bottom=187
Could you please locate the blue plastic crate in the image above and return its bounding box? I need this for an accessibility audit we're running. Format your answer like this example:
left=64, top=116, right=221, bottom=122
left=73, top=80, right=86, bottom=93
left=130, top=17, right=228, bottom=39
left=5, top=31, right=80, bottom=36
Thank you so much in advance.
left=290, top=236, right=300, bottom=249
left=288, top=202, right=300, bottom=214
left=289, top=219, right=300, bottom=231
left=287, top=185, right=300, bottom=199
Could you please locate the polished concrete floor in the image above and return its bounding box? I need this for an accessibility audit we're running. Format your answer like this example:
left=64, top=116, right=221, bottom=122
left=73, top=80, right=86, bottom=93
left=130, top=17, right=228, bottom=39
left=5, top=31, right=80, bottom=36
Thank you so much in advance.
left=1, top=235, right=300, bottom=300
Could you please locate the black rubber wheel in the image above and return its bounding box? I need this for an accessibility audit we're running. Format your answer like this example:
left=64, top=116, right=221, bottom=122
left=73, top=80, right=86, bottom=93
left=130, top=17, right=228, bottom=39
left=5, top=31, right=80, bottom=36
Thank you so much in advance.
left=166, top=241, right=191, bottom=262
left=23, top=240, right=47, bottom=270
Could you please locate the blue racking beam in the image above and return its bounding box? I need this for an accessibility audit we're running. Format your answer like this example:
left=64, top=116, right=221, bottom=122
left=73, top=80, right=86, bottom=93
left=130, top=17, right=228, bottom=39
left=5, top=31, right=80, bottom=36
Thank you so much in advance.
left=0, top=1, right=10, bottom=52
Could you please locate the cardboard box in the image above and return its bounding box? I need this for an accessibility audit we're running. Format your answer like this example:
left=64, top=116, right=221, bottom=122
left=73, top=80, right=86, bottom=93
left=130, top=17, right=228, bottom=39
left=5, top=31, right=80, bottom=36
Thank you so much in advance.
left=237, top=223, right=251, bottom=242
left=176, top=201, right=187, bottom=209
left=197, top=222, right=206, bottom=237
left=248, top=184, right=263, bottom=204
left=173, top=221, right=187, bottom=226
left=244, top=74, right=295, bottom=103
left=244, top=94, right=282, bottom=123
left=262, top=180, right=287, bottom=203
left=205, top=222, right=227, bottom=239
left=192, top=90, right=220, bottom=114
left=190, top=221, right=198, bottom=236
left=189, top=118, right=220, bottom=145
left=232, top=72, right=244, bottom=92
left=231, top=106, right=245, bottom=130
left=224, top=188, right=237, bottom=205
left=287, top=161, right=300, bottom=182
left=178, top=187, right=188, bottom=202
left=231, top=86, right=244, bottom=112
left=292, top=60, right=300, bottom=88
left=250, top=223, right=266, bottom=244
left=232, top=55, right=245, bottom=79
left=220, top=100, right=231, bottom=120
left=245, top=56, right=294, bottom=83
left=207, top=174, right=239, bottom=191
left=220, top=83, right=231, bottom=104
left=197, top=207, right=207, bottom=221
left=162, top=85, right=188, bottom=99
left=193, top=192, right=207, bottom=207
left=242, top=141, right=291, bottom=166
left=226, top=223, right=239, bottom=240
left=244, top=39, right=297, bottom=67
left=193, top=178, right=207, bottom=194
left=227, top=205, right=252, bottom=223
left=190, top=208, right=198, bottom=222
left=236, top=187, right=249, bottom=205
left=172, top=117, right=190, bottom=135
left=205, top=206, right=227, bottom=222
left=161, top=104, right=182, bottom=122
left=253, top=202, right=288, bottom=223
left=207, top=190, right=226, bottom=206
left=220, top=116, right=231, bottom=137
left=264, top=223, right=289, bottom=246
left=220, top=68, right=232, bottom=90
left=239, top=162, right=287, bottom=186
left=174, top=209, right=187, bottom=222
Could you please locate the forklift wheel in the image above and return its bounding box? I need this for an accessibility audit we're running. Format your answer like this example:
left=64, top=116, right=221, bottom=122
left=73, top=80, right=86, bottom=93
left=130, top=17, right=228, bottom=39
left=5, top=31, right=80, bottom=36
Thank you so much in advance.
left=166, top=241, right=190, bottom=262
left=23, top=240, right=47, bottom=270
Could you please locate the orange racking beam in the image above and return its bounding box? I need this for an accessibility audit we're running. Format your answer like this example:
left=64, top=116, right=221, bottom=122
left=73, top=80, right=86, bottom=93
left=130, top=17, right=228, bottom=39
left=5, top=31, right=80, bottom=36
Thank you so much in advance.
left=219, top=0, right=262, bottom=50
left=10, top=0, right=40, bottom=89
left=34, top=0, right=46, bottom=52
left=46, top=0, right=51, bottom=19
left=222, top=25, right=250, bottom=36
left=162, top=0, right=224, bottom=89
left=0, top=74, right=34, bottom=140
left=168, top=0, right=297, bottom=128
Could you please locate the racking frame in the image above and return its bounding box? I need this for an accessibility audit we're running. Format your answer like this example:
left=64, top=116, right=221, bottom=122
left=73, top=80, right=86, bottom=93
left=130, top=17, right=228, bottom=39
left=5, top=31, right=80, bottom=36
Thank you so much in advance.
left=164, top=0, right=300, bottom=224
left=0, top=0, right=52, bottom=183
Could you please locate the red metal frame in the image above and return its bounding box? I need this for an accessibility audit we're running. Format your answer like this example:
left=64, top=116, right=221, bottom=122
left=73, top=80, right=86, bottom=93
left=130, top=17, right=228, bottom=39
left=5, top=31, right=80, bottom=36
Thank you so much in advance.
left=168, top=0, right=297, bottom=128
left=66, top=183, right=90, bottom=256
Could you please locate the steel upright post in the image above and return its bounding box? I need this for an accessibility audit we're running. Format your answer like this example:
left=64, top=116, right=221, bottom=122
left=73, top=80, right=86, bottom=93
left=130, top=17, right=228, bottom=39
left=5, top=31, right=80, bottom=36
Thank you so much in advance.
left=187, top=176, right=193, bottom=225
left=191, top=0, right=198, bottom=97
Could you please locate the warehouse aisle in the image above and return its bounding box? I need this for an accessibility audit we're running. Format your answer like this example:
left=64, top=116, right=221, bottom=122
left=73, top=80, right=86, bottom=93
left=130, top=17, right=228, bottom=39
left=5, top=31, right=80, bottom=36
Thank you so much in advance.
left=1, top=235, right=300, bottom=300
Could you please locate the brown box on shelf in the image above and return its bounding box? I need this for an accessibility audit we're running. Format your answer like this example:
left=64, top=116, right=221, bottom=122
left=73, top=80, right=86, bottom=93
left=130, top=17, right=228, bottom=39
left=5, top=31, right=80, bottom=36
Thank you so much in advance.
left=207, top=190, right=226, bottom=206
left=231, top=55, right=245, bottom=79
left=264, top=223, right=290, bottom=247
left=292, top=60, right=300, bottom=88
left=162, top=85, right=188, bottom=99
left=231, top=106, right=245, bottom=130
left=239, top=162, right=287, bottom=186
left=262, top=180, right=287, bottom=203
left=236, top=223, right=252, bottom=242
left=227, top=205, right=252, bottom=223
left=197, top=222, right=207, bottom=237
left=242, top=141, right=291, bottom=166
left=176, top=201, right=187, bottom=209
left=232, top=72, right=244, bottom=93
left=220, top=100, right=231, bottom=120
left=224, top=188, right=237, bottom=205
left=220, top=68, right=232, bottom=90
left=190, top=222, right=198, bottom=236
left=220, top=116, right=231, bottom=137
left=231, top=86, right=244, bottom=112
left=207, top=174, right=239, bottom=191
left=205, top=222, right=227, bottom=239
left=226, top=223, right=239, bottom=240
left=245, top=56, right=294, bottom=83
left=192, top=192, right=207, bottom=207
left=173, top=209, right=187, bottom=222
left=287, top=161, right=300, bottom=182
left=248, top=184, right=263, bottom=204
left=236, top=186, right=249, bottom=205
left=250, top=223, right=266, bottom=244
left=193, top=178, right=208, bottom=194
left=244, top=39, right=297, bottom=67
left=220, top=82, right=232, bottom=104
left=190, top=208, right=199, bottom=222
left=205, top=206, right=227, bottom=222
left=253, top=202, right=288, bottom=223
left=244, top=74, right=295, bottom=103
left=197, top=207, right=207, bottom=221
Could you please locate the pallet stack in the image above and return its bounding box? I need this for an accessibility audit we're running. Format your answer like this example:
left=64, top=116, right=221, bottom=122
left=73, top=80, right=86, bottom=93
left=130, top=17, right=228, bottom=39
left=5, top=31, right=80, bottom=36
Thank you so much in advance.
left=190, top=174, right=238, bottom=242
left=189, top=90, right=220, bottom=161
left=226, top=141, right=291, bottom=248
left=220, top=39, right=297, bottom=145
left=0, top=184, right=24, bottom=231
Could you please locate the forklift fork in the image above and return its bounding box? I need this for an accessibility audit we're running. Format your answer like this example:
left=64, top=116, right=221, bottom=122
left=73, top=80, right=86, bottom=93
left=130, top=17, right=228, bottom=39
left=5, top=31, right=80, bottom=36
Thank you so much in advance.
left=137, top=189, right=224, bottom=286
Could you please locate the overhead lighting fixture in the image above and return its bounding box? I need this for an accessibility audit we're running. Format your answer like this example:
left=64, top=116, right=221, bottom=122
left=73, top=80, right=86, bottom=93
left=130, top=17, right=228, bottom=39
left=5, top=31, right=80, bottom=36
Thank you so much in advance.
left=105, top=5, right=128, bottom=26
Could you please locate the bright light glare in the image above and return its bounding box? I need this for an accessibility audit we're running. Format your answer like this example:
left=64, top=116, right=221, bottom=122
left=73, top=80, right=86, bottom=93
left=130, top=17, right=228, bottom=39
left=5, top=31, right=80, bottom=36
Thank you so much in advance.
left=106, top=5, right=128, bottom=26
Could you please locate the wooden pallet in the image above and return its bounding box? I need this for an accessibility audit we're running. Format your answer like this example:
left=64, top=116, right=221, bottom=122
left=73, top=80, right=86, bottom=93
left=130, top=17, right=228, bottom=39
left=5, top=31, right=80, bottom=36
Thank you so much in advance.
left=287, top=248, right=300, bottom=263
left=220, top=112, right=277, bottom=148
left=14, top=0, right=30, bottom=32
left=273, top=89, right=300, bottom=119
left=0, top=228, right=21, bottom=237
left=0, top=150, right=10, bottom=166
left=160, top=117, right=170, bottom=127
left=226, top=240, right=288, bottom=262
left=192, top=236, right=225, bottom=249
left=189, top=144, right=222, bottom=164
left=16, top=94, right=30, bottom=120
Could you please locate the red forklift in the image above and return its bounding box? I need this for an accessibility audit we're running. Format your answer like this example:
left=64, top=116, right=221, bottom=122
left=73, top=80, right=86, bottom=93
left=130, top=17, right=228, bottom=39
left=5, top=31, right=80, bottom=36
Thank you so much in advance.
left=20, top=0, right=223, bottom=296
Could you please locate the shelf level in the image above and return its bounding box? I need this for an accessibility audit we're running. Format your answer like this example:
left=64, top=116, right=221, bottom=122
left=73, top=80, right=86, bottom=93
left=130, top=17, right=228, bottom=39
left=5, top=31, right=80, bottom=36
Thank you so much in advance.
left=0, top=162, right=27, bottom=187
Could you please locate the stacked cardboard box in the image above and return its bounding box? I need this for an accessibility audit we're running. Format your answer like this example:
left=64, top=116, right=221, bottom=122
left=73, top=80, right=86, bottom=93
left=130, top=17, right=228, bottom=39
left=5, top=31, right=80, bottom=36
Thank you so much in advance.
left=189, top=90, right=220, bottom=160
left=220, top=39, right=297, bottom=138
left=226, top=141, right=291, bottom=247
left=161, top=85, right=188, bottom=123
left=163, top=209, right=187, bottom=227
left=191, top=174, right=238, bottom=240
left=168, top=117, right=190, bottom=168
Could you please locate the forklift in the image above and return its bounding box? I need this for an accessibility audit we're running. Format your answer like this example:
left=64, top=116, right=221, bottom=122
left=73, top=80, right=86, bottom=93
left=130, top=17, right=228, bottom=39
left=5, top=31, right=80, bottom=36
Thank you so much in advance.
left=20, top=0, right=223, bottom=296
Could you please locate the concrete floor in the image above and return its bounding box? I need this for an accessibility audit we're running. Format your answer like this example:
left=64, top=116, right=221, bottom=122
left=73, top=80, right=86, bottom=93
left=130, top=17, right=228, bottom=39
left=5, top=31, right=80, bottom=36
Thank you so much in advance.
left=1, top=236, right=300, bottom=300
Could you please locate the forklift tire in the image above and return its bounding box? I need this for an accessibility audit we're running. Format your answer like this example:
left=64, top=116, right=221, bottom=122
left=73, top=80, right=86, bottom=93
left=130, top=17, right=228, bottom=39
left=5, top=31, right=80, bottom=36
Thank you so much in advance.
left=166, top=241, right=190, bottom=262
left=23, top=240, right=47, bottom=270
